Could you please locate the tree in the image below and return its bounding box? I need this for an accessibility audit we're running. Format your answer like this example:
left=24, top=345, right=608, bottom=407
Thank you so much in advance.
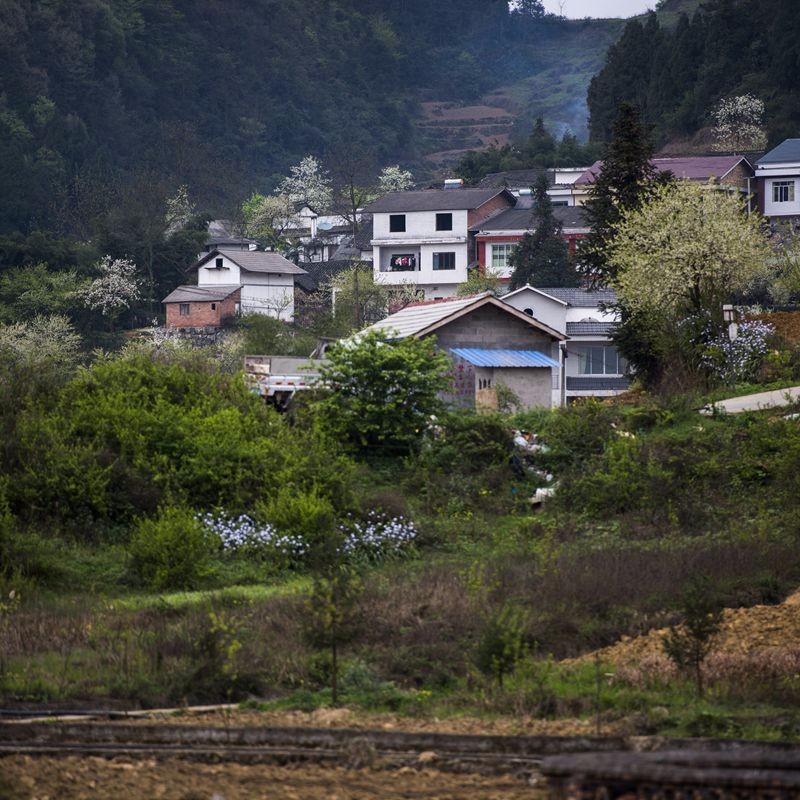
left=512, top=0, right=545, bottom=18
left=276, top=155, right=333, bottom=211
left=508, top=175, right=576, bottom=289
left=314, top=330, right=452, bottom=454
left=457, top=268, right=501, bottom=296
left=609, top=181, right=772, bottom=387
left=580, top=103, right=661, bottom=287
left=711, top=94, right=767, bottom=154
left=79, top=255, right=141, bottom=328
left=662, top=582, right=723, bottom=698
left=377, top=165, right=414, bottom=194
left=241, top=193, right=297, bottom=251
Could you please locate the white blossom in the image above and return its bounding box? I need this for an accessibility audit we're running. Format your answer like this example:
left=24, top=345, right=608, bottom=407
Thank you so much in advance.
left=712, top=94, right=767, bottom=153
left=276, top=155, right=333, bottom=211
left=80, top=255, right=141, bottom=316
left=377, top=165, right=414, bottom=194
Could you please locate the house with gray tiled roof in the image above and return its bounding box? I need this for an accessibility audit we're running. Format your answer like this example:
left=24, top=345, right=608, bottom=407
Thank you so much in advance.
left=755, top=139, right=800, bottom=220
left=501, top=286, right=629, bottom=401
left=163, top=247, right=308, bottom=326
left=363, top=184, right=515, bottom=300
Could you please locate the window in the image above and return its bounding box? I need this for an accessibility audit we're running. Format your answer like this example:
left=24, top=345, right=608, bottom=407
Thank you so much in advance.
left=491, top=243, right=515, bottom=269
left=211, top=303, right=217, bottom=310
left=575, top=345, right=626, bottom=375
left=773, top=181, right=795, bottom=203
left=435, top=213, right=453, bottom=231
left=432, top=251, right=456, bottom=270
left=389, top=214, right=406, bottom=232
left=215, top=257, right=224, bottom=268
left=179, top=303, right=190, bottom=316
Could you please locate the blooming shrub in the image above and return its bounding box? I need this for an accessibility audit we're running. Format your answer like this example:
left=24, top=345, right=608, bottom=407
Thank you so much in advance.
left=339, top=511, right=418, bottom=560
left=700, top=320, right=775, bottom=384
left=198, top=512, right=307, bottom=562
left=198, top=509, right=417, bottom=566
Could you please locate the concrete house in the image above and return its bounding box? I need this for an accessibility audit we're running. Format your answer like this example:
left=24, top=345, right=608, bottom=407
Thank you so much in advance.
left=364, top=185, right=515, bottom=300
left=501, top=286, right=629, bottom=401
left=360, top=292, right=565, bottom=410
left=471, top=203, right=590, bottom=284
left=193, top=247, right=307, bottom=321
left=754, top=139, right=800, bottom=220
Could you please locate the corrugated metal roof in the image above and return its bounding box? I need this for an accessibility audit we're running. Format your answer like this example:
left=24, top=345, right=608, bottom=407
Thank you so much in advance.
left=362, top=294, right=489, bottom=338
left=757, top=139, right=800, bottom=165
left=162, top=285, right=240, bottom=304
left=566, top=321, right=616, bottom=335
left=451, top=348, right=559, bottom=368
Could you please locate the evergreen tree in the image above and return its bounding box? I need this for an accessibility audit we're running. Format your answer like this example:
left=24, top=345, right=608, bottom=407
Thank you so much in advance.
left=508, top=175, right=575, bottom=289
left=579, top=103, right=660, bottom=287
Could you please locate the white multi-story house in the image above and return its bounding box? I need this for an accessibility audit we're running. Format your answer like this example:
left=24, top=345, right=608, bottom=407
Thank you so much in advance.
left=364, top=184, right=515, bottom=299
left=754, top=139, right=800, bottom=220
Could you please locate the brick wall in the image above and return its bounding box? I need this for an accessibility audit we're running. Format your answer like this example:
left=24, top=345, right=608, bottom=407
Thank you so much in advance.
left=165, top=290, right=240, bottom=328
left=468, top=194, right=515, bottom=229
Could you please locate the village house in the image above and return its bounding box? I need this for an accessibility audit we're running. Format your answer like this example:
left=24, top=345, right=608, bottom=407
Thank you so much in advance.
left=162, top=285, right=241, bottom=328
left=501, top=286, right=629, bottom=402
left=163, top=247, right=307, bottom=327
left=472, top=202, right=590, bottom=283
left=573, top=155, right=756, bottom=206
left=754, top=139, right=800, bottom=221
left=478, top=167, right=590, bottom=207
left=360, top=292, right=565, bottom=410
left=363, top=183, right=515, bottom=300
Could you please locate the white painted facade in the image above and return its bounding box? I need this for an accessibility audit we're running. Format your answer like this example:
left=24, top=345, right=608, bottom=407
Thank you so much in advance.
left=197, top=253, right=296, bottom=321
left=757, top=169, right=800, bottom=217
left=372, top=208, right=470, bottom=299
left=501, top=286, right=627, bottom=404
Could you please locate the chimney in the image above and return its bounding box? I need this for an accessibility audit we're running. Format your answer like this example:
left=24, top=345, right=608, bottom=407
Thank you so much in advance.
left=443, top=178, right=464, bottom=190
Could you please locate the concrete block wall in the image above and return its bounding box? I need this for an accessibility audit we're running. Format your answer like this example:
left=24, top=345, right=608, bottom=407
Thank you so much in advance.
left=430, top=305, right=555, bottom=352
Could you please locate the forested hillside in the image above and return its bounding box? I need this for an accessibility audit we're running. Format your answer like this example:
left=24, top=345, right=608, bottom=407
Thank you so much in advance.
left=0, top=0, right=587, bottom=236
left=587, top=0, right=800, bottom=147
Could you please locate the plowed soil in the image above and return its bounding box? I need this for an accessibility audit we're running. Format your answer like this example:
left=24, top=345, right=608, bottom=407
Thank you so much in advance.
left=0, top=756, right=542, bottom=800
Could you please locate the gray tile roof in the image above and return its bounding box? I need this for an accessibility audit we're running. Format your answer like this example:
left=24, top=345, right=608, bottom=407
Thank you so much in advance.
left=757, top=139, right=800, bottom=165
left=477, top=169, right=553, bottom=189
left=162, top=285, right=240, bottom=304
left=197, top=248, right=308, bottom=275
left=295, top=259, right=354, bottom=294
left=566, top=321, right=616, bottom=336
left=538, top=288, right=617, bottom=307
left=471, top=204, right=588, bottom=232
left=364, top=188, right=512, bottom=213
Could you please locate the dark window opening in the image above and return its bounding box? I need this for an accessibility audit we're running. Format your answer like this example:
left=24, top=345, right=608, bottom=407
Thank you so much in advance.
left=215, top=257, right=224, bottom=268
left=523, top=307, right=533, bottom=316
left=389, top=214, right=406, bottom=232
left=179, top=303, right=190, bottom=316
left=433, top=251, right=456, bottom=270
left=211, top=303, right=217, bottom=310
left=435, top=213, right=453, bottom=231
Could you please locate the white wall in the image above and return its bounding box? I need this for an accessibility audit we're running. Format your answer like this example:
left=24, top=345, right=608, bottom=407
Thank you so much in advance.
left=501, top=288, right=567, bottom=334
left=372, top=209, right=469, bottom=240
left=197, top=255, right=241, bottom=285
left=763, top=177, right=800, bottom=217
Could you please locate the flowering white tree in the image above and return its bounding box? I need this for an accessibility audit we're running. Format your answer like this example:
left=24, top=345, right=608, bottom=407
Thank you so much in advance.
left=377, top=165, right=414, bottom=194
left=80, top=256, right=141, bottom=320
left=711, top=94, right=767, bottom=153
left=610, top=181, right=772, bottom=320
left=0, top=315, right=82, bottom=369
left=241, top=192, right=298, bottom=249
left=164, top=185, right=195, bottom=235
left=276, top=155, right=333, bottom=211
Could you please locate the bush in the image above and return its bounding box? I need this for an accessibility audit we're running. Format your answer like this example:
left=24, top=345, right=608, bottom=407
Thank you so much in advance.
left=128, top=506, right=219, bottom=591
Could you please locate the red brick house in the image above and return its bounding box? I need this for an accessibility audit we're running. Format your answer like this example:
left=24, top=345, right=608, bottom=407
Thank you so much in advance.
left=162, top=285, right=241, bottom=328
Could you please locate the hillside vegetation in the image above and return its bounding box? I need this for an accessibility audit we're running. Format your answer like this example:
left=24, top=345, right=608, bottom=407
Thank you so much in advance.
left=588, top=0, right=800, bottom=146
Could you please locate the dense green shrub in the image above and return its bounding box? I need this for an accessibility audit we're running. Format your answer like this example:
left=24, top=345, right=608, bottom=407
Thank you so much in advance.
left=128, top=506, right=219, bottom=591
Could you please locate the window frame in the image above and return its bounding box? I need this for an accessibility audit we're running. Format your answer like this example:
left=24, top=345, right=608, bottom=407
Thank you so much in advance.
left=575, top=345, right=626, bottom=375
left=773, top=181, right=795, bottom=203
left=179, top=303, right=190, bottom=316
left=389, top=214, right=406, bottom=233
left=491, top=243, right=515, bottom=269
left=432, top=251, right=456, bottom=271
left=435, top=212, right=453, bottom=231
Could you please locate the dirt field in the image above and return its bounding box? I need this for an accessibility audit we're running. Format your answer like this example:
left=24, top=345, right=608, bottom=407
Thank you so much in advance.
left=0, top=756, right=542, bottom=800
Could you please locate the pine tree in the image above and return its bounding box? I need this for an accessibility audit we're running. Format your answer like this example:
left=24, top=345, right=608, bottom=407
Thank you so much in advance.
left=579, top=103, right=660, bottom=287
left=509, top=175, right=575, bottom=289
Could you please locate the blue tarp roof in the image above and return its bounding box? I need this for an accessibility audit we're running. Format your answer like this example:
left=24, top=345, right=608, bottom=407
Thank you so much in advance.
left=450, top=348, right=559, bottom=368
